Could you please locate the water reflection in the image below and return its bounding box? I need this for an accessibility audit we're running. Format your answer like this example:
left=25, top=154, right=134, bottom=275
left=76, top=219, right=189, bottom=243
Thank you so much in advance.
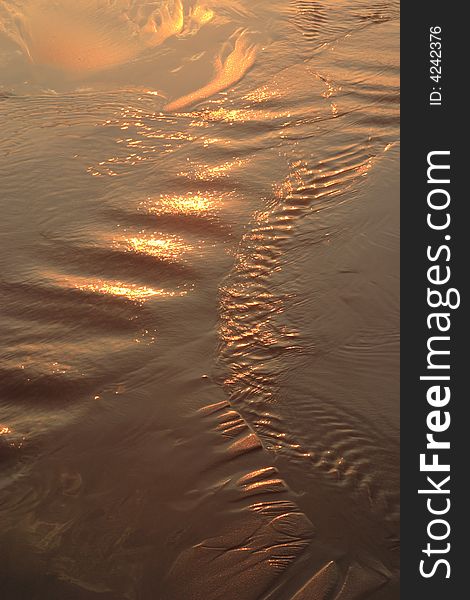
left=179, top=158, right=248, bottom=180
left=164, top=29, right=259, bottom=111
left=119, top=233, right=192, bottom=262
left=0, top=1, right=399, bottom=597
left=141, top=192, right=218, bottom=215
left=74, top=279, right=186, bottom=301
left=1, top=0, right=195, bottom=73
left=0, top=0, right=263, bottom=108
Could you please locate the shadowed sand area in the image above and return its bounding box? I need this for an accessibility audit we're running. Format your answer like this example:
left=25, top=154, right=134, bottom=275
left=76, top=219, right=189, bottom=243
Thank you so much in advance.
left=0, top=1, right=399, bottom=598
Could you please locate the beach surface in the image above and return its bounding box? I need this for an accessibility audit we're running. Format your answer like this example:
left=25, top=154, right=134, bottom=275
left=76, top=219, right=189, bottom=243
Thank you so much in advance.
left=0, top=1, right=399, bottom=598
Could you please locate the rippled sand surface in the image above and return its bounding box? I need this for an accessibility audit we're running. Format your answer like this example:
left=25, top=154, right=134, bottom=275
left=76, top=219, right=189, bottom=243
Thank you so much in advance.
left=0, top=1, right=399, bottom=598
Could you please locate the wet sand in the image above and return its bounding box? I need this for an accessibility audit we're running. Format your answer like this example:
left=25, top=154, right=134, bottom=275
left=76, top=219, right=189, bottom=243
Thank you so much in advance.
left=0, top=1, right=399, bottom=598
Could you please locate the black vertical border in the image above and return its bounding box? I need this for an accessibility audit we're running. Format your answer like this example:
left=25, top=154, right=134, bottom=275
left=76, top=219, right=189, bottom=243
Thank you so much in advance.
left=401, top=3, right=465, bottom=598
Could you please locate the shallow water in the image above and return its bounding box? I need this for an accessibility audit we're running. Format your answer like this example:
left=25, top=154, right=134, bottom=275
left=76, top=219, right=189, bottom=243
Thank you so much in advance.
left=0, top=1, right=399, bottom=598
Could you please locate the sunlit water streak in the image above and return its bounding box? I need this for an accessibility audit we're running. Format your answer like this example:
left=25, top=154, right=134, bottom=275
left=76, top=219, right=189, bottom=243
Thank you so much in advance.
left=0, top=1, right=399, bottom=598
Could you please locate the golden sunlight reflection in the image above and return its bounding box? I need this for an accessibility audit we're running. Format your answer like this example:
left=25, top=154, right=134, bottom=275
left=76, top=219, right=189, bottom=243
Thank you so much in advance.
left=142, top=0, right=184, bottom=47
left=188, top=91, right=291, bottom=124
left=140, top=192, right=218, bottom=216
left=118, top=233, right=193, bottom=261
left=179, top=158, right=248, bottom=181
left=164, top=30, right=259, bottom=111
left=45, top=273, right=188, bottom=302
left=75, top=280, right=186, bottom=301
left=0, top=424, right=24, bottom=450
left=242, top=86, right=281, bottom=104
left=193, top=5, right=214, bottom=25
